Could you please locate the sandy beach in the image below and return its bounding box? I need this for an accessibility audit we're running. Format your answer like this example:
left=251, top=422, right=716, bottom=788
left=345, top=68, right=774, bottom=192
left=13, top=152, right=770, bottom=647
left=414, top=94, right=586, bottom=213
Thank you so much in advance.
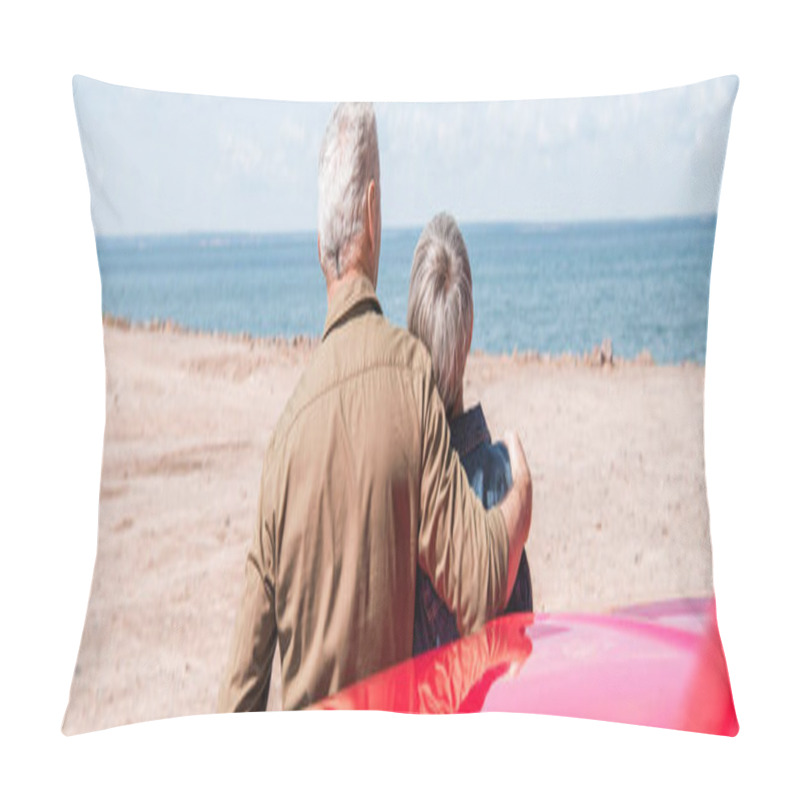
left=63, top=321, right=712, bottom=734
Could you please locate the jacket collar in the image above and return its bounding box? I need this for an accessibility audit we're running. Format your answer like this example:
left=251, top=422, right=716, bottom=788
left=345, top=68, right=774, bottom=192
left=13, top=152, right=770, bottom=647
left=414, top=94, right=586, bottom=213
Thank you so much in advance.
left=449, top=403, right=492, bottom=458
left=322, top=272, right=383, bottom=341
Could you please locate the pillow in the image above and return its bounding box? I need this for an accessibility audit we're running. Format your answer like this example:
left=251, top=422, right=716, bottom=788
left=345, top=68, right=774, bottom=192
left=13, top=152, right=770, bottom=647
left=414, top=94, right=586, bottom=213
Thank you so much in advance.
left=64, top=75, right=738, bottom=734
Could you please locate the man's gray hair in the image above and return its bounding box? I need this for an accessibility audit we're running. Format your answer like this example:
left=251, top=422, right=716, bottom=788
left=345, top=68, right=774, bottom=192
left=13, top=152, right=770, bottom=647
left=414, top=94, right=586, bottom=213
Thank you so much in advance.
left=317, top=103, right=380, bottom=278
left=407, top=213, right=473, bottom=417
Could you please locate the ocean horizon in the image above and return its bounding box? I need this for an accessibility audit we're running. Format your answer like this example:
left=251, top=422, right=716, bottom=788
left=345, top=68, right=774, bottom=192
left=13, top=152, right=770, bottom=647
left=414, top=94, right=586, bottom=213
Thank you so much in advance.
left=96, top=215, right=717, bottom=364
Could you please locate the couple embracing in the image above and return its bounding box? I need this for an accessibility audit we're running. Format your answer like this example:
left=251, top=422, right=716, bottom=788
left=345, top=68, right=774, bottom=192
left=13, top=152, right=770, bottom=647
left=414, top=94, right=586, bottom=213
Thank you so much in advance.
left=219, top=103, right=533, bottom=712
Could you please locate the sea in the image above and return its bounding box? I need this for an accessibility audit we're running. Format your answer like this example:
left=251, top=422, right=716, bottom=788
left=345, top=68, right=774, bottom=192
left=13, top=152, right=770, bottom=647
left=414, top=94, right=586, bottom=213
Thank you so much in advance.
left=96, top=215, right=717, bottom=364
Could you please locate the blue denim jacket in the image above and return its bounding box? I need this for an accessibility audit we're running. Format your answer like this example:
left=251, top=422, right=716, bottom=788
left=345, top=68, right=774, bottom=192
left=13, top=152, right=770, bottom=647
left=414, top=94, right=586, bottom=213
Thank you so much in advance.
left=412, top=404, right=533, bottom=655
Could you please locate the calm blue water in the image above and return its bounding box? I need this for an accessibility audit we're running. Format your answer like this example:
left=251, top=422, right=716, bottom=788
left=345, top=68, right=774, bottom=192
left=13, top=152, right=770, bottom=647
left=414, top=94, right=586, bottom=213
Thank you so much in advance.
left=97, top=216, right=717, bottom=363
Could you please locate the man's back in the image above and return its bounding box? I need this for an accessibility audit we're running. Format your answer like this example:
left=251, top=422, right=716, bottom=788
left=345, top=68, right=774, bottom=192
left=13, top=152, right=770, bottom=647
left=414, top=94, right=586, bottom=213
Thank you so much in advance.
left=218, top=275, right=510, bottom=710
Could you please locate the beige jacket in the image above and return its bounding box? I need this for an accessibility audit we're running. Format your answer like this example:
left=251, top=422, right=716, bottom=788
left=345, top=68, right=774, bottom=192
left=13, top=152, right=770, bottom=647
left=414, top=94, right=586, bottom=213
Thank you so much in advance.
left=218, top=273, right=509, bottom=711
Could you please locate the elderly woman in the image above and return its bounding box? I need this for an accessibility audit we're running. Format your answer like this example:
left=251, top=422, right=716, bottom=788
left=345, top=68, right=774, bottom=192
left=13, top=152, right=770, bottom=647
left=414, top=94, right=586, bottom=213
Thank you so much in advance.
left=408, top=212, right=533, bottom=654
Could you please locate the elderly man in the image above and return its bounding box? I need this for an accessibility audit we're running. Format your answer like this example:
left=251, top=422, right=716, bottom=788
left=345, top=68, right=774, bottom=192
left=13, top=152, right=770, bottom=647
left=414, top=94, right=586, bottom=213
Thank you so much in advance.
left=218, top=103, right=532, bottom=712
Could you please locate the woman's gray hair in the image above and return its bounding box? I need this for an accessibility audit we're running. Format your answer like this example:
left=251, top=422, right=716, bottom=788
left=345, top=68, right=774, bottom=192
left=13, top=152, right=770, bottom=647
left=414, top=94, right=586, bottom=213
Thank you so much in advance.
left=317, top=103, right=380, bottom=278
left=407, top=213, right=473, bottom=417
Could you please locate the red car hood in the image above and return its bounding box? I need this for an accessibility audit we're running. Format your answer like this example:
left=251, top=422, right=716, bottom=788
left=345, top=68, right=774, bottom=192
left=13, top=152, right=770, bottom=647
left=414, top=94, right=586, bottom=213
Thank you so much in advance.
left=310, top=596, right=737, bottom=735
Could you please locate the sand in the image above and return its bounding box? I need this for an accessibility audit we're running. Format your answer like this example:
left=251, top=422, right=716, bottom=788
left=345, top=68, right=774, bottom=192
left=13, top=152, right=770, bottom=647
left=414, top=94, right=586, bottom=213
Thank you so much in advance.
left=62, top=322, right=712, bottom=734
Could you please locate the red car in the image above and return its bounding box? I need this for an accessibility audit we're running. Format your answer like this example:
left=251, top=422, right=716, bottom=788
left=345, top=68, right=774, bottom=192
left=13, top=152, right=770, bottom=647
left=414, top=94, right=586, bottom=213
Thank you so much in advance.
left=311, top=596, right=737, bottom=736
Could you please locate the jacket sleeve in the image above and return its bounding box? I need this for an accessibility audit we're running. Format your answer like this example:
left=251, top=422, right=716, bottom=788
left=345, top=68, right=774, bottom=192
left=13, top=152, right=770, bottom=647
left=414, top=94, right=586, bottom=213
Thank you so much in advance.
left=416, top=369, right=509, bottom=636
left=217, top=470, right=278, bottom=713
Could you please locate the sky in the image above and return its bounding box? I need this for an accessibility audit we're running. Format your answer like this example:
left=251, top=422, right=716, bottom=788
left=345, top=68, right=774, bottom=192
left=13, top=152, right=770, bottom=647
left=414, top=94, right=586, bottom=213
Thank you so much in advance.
left=73, top=75, right=738, bottom=236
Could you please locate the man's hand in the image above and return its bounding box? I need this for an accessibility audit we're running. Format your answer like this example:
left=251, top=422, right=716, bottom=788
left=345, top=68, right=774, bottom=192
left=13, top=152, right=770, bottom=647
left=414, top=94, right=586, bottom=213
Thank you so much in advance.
left=498, top=431, right=533, bottom=606
left=503, top=430, right=532, bottom=499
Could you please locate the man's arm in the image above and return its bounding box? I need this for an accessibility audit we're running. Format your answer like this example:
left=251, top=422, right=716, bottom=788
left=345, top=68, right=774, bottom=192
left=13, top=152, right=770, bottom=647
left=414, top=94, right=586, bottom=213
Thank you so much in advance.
left=497, top=431, right=532, bottom=607
left=217, top=481, right=278, bottom=713
left=417, top=370, right=532, bottom=635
